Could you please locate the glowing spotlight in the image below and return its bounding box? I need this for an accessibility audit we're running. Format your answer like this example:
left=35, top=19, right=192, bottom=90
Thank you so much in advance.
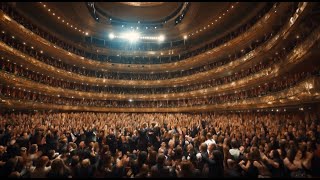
left=183, top=35, right=187, bottom=40
left=109, top=33, right=115, bottom=39
left=158, top=35, right=165, bottom=42
left=85, top=32, right=89, bottom=36
left=129, top=99, right=133, bottom=102
left=124, top=31, right=140, bottom=42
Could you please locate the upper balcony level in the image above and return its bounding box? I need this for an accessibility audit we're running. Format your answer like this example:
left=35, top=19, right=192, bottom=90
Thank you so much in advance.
left=0, top=2, right=309, bottom=73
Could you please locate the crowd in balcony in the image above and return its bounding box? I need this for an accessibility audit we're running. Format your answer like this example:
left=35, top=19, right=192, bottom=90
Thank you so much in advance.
left=0, top=71, right=314, bottom=108
left=0, top=53, right=281, bottom=95
left=0, top=20, right=316, bottom=96
left=0, top=2, right=298, bottom=64
left=0, top=111, right=319, bottom=178
left=0, top=29, right=277, bottom=81
left=1, top=15, right=317, bottom=86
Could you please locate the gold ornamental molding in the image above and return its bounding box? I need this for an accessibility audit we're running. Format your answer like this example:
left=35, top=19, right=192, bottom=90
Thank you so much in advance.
left=0, top=3, right=305, bottom=73
left=0, top=76, right=319, bottom=112
left=0, top=7, right=315, bottom=89
left=0, top=24, right=319, bottom=101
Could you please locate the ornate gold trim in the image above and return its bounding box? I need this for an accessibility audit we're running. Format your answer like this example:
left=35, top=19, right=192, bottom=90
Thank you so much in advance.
left=1, top=76, right=319, bottom=112
left=0, top=25, right=318, bottom=98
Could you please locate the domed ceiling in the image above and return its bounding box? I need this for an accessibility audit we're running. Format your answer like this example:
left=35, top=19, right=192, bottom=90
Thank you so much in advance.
left=13, top=2, right=266, bottom=44
left=93, top=2, right=183, bottom=22
left=118, top=2, right=165, bottom=7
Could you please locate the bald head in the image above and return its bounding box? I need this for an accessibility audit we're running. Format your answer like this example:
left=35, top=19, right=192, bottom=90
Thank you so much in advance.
left=81, top=159, right=91, bottom=167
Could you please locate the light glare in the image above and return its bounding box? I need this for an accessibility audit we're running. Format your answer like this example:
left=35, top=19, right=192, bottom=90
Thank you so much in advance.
left=158, top=35, right=165, bottom=42
left=109, top=33, right=115, bottom=39
left=124, top=31, right=139, bottom=42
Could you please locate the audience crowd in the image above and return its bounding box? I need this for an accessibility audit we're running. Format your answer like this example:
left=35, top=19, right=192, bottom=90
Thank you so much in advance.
left=0, top=51, right=293, bottom=95
left=0, top=2, right=319, bottom=178
left=0, top=29, right=276, bottom=81
left=0, top=111, right=319, bottom=178
left=0, top=71, right=314, bottom=108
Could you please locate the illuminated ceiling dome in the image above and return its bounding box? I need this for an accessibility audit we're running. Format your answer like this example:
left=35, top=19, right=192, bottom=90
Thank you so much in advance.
left=14, top=2, right=258, bottom=42
left=118, top=2, right=166, bottom=7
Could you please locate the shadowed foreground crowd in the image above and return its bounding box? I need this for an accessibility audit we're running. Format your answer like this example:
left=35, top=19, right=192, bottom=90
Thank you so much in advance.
left=0, top=111, right=319, bottom=178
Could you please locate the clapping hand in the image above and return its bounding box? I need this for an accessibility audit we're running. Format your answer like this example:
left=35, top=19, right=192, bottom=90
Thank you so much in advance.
left=239, top=160, right=245, bottom=165
left=122, top=154, right=130, bottom=165
left=260, top=152, right=267, bottom=160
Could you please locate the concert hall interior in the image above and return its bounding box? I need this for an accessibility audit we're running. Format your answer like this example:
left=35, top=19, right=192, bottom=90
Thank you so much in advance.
left=0, top=2, right=319, bottom=178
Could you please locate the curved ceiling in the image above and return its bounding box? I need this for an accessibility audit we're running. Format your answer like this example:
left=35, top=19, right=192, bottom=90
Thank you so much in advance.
left=118, top=2, right=166, bottom=7
left=95, top=2, right=182, bottom=22
left=13, top=2, right=262, bottom=43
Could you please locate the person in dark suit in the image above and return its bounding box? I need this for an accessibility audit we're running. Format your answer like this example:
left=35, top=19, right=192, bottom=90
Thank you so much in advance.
left=195, top=143, right=208, bottom=174
left=184, top=143, right=196, bottom=163
left=201, top=150, right=224, bottom=178
left=106, top=128, right=117, bottom=155
left=150, top=153, right=172, bottom=178
left=137, top=124, right=148, bottom=152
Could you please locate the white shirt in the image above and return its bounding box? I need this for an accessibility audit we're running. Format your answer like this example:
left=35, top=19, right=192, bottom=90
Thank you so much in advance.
left=229, top=148, right=240, bottom=160
left=205, top=139, right=216, bottom=146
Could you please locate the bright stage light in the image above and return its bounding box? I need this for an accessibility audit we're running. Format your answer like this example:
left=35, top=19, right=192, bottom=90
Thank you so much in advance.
left=108, top=32, right=165, bottom=43
left=158, top=35, right=165, bottom=42
left=124, top=31, right=140, bottom=42
left=109, top=33, right=115, bottom=39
